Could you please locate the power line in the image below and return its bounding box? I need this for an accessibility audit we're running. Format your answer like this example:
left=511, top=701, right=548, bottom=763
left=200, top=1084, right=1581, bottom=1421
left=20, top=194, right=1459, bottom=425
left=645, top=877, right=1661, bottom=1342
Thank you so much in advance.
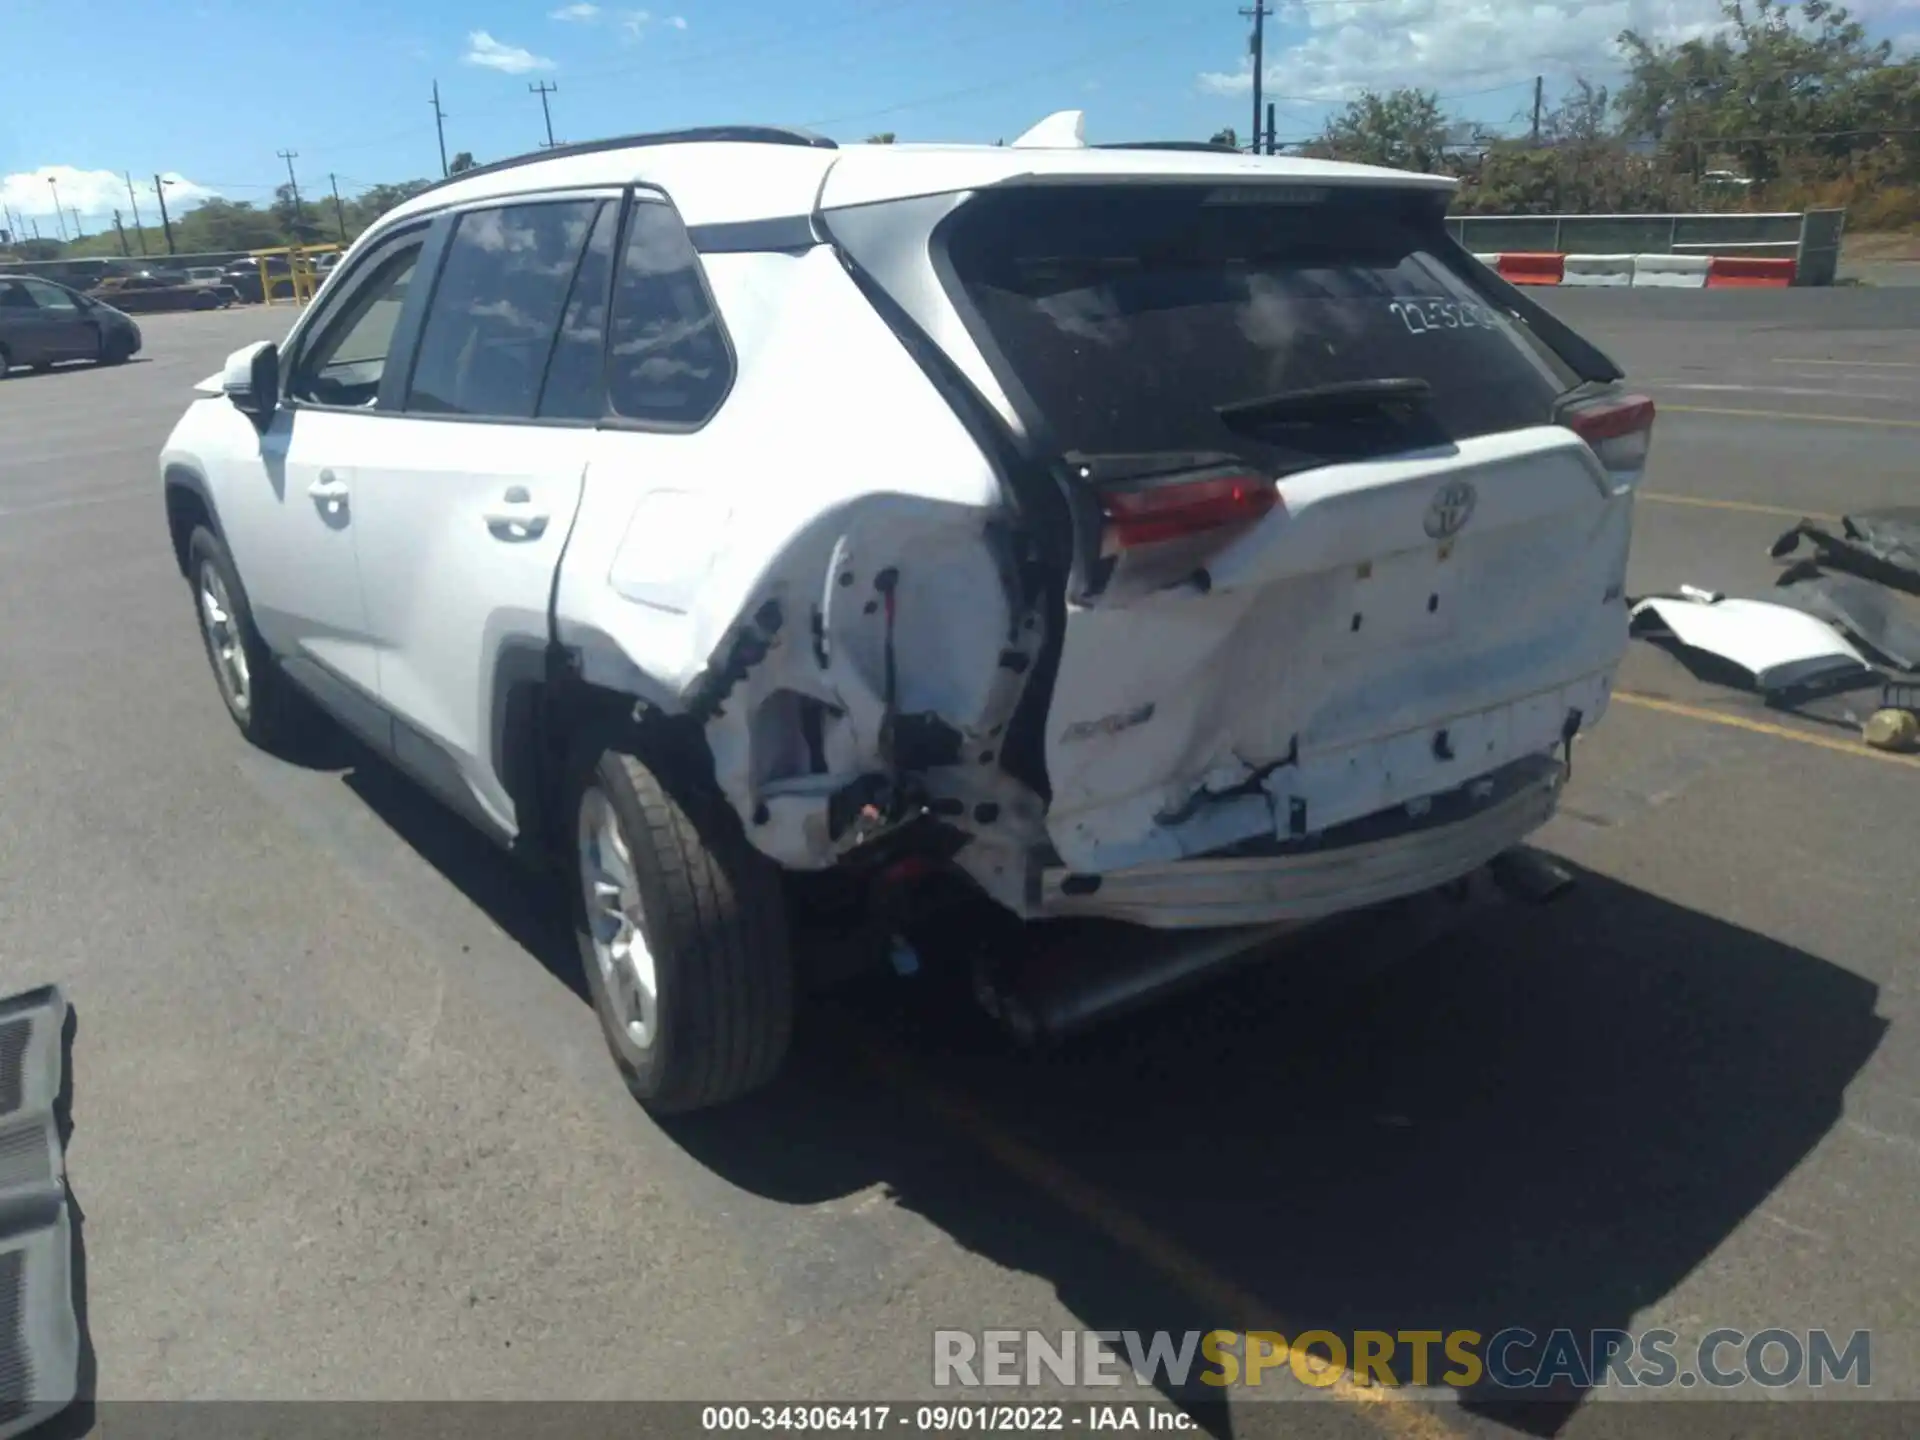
left=530, top=80, right=560, bottom=148
left=277, top=150, right=305, bottom=230
left=432, top=80, right=450, bottom=178
left=1241, top=1, right=1273, bottom=156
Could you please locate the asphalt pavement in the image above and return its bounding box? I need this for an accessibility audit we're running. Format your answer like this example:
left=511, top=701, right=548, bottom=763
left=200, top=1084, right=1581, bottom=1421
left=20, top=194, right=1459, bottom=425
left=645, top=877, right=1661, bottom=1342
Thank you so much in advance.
left=1, top=291, right=1917, bottom=1440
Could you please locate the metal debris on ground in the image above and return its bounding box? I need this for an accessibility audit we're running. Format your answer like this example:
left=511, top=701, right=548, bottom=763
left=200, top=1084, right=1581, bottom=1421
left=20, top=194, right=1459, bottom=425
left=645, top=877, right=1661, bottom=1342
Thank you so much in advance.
left=1769, top=508, right=1920, bottom=674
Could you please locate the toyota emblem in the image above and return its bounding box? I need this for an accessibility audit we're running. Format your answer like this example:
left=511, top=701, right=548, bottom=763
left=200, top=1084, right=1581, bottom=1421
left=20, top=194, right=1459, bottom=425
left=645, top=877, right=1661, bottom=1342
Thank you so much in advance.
left=1424, top=480, right=1477, bottom=539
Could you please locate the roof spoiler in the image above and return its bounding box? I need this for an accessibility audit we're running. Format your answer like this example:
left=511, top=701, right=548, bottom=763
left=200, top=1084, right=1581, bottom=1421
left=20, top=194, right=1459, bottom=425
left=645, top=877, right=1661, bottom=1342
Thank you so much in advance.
left=1011, top=110, right=1087, bottom=149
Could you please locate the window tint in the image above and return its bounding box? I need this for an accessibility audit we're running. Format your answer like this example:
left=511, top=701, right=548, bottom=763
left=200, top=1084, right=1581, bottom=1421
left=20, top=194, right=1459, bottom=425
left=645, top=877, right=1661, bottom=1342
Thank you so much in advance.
left=21, top=280, right=78, bottom=312
left=536, top=201, right=618, bottom=421
left=407, top=199, right=600, bottom=420
left=605, top=199, right=731, bottom=426
left=943, top=185, right=1572, bottom=476
left=288, top=244, right=421, bottom=408
left=0, top=283, right=31, bottom=311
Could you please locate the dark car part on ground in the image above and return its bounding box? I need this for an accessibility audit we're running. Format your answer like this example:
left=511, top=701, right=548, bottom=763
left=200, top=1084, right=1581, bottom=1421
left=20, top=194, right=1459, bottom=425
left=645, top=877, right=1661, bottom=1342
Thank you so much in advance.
left=0, top=986, right=81, bottom=1440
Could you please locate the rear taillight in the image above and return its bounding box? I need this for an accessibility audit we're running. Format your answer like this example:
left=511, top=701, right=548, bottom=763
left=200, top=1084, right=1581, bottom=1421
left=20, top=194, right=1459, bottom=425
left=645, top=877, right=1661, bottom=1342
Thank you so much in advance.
left=1562, top=393, right=1656, bottom=473
left=1098, top=473, right=1279, bottom=554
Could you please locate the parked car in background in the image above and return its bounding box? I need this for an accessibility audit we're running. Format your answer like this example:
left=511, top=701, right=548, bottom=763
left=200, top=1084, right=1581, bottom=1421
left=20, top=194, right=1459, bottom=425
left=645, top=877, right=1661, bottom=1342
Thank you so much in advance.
left=91, top=273, right=232, bottom=312
left=185, top=267, right=227, bottom=284
left=221, top=258, right=300, bottom=304
left=0, top=274, right=142, bottom=374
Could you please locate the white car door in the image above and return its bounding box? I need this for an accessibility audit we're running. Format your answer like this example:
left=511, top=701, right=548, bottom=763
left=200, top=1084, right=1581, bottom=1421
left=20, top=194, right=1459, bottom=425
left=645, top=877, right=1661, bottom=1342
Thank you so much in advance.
left=347, top=192, right=617, bottom=838
left=218, top=225, right=430, bottom=746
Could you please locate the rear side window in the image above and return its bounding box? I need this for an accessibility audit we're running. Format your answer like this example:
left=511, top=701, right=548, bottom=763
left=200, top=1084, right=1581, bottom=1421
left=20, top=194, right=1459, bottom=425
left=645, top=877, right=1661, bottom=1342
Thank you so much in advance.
left=407, top=198, right=602, bottom=420
left=604, top=198, right=732, bottom=426
left=942, top=185, right=1574, bottom=475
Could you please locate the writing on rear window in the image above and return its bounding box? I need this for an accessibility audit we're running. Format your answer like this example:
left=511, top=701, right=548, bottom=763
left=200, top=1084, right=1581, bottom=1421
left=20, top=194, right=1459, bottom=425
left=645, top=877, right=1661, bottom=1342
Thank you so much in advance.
left=1390, top=297, right=1505, bottom=335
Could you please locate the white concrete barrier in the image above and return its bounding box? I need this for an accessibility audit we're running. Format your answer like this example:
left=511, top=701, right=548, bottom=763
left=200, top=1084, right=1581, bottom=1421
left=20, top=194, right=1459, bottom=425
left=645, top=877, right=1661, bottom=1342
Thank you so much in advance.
left=1631, top=253, right=1711, bottom=289
left=1561, top=253, right=1636, bottom=287
left=1472, top=253, right=1501, bottom=268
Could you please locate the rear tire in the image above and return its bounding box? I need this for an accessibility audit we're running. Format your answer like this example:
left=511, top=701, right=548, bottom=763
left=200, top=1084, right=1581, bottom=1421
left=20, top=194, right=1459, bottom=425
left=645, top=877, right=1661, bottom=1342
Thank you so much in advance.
left=569, top=739, right=795, bottom=1113
left=0, top=344, right=10, bottom=378
left=185, top=526, right=310, bottom=752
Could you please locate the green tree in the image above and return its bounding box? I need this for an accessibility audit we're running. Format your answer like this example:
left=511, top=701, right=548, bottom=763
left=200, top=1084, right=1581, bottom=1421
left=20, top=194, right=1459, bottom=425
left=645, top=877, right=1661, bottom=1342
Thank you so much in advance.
left=1615, top=0, right=1914, bottom=181
left=1209, top=127, right=1239, bottom=149
left=449, top=151, right=478, bottom=174
left=865, top=132, right=897, bottom=144
left=1311, top=88, right=1452, bottom=171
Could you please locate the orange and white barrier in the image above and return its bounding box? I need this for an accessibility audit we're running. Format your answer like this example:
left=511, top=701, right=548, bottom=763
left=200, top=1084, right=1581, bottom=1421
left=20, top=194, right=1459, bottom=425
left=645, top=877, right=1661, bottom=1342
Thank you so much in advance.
left=1630, top=254, right=1711, bottom=289
left=1703, top=255, right=1797, bottom=288
left=1562, top=253, right=1637, bottom=287
left=1469, top=251, right=1797, bottom=289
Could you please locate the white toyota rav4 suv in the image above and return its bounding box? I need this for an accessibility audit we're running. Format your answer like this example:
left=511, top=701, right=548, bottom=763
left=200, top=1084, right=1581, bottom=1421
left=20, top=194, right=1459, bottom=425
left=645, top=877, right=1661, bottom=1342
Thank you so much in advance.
left=160, top=118, right=1652, bottom=1113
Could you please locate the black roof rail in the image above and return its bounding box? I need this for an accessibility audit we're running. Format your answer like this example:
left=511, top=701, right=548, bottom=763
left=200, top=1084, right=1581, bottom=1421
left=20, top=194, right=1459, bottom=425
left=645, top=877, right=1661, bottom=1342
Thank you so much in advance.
left=1095, top=140, right=1245, bottom=154
left=414, top=125, right=837, bottom=198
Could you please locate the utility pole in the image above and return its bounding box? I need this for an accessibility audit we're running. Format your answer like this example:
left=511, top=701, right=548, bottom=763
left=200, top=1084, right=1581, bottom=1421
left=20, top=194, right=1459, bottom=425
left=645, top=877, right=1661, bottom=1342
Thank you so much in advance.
left=113, top=210, right=131, bottom=257
left=1266, top=101, right=1276, bottom=156
left=49, top=178, right=68, bottom=241
left=69, top=208, right=85, bottom=241
left=1239, top=1, right=1271, bottom=156
left=278, top=149, right=304, bottom=234
left=432, top=80, right=450, bottom=178
left=329, top=174, right=349, bottom=243
left=530, top=80, right=559, bottom=148
left=124, top=172, right=149, bottom=255
left=153, top=175, right=177, bottom=254
left=1531, top=74, right=1544, bottom=146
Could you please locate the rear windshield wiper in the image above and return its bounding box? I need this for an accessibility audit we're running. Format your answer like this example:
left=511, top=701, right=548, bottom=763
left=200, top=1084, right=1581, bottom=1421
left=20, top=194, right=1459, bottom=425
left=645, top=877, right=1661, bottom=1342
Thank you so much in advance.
left=1215, top=377, right=1433, bottom=430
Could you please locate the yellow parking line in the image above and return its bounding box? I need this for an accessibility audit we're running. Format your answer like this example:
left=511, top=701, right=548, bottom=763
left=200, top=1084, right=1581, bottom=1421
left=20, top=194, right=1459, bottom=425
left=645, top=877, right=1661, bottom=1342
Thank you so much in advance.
left=1614, top=692, right=1920, bottom=769
left=1639, top=492, right=1835, bottom=522
left=1662, top=403, right=1920, bottom=429
left=853, top=1031, right=1461, bottom=1440
left=1774, top=358, right=1920, bottom=370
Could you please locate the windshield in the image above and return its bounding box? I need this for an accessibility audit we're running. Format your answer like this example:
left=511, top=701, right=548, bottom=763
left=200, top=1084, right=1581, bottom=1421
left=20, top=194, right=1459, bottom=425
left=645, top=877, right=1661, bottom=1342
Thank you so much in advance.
left=942, top=183, right=1576, bottom=475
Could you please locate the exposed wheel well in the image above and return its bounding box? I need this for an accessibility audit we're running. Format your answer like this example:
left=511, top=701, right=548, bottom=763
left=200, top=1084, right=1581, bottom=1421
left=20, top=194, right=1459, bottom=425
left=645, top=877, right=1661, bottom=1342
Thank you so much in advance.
left=501, top=667, right=717, bottom=869
left=164, top=472, right=216, bottom=576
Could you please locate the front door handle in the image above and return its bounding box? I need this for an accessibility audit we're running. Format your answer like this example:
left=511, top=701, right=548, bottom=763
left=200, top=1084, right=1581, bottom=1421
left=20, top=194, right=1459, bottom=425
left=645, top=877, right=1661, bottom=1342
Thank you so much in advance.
left=482, top=486, right=549, bottom=541
left=308, top=471, right=349, bottom=514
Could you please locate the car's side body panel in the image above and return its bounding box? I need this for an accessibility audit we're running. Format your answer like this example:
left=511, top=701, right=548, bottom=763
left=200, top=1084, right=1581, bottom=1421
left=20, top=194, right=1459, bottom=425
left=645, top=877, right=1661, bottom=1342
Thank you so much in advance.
left=554, top=244, right=1049, bottom=901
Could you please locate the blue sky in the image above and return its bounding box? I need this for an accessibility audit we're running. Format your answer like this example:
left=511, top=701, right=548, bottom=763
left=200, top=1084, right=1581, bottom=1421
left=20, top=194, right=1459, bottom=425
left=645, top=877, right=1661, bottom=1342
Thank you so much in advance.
left=5, top=0, right=1919, bottom=231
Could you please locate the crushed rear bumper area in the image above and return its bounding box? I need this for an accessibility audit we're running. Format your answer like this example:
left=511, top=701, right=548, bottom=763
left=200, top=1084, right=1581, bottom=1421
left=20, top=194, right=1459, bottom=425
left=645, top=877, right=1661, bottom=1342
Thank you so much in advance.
left=1033, top=753, right=1565, bottom=929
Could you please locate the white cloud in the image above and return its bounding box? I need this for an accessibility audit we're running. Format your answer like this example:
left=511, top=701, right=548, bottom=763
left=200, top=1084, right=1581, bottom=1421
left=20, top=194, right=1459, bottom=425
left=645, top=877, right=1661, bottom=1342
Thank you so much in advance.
left=619, top=8, right=651, bottom=39
left=667, top=14, right=687, bottom=28
left=1199, top=0, right=1715, bottom=105
left=463, top=30, right=555, bottom=73
left=1200, top=0, right=1920, bottom=106
left=1, top=166, right=220, bottom=229
left=549, top=2, right=599, bottom=17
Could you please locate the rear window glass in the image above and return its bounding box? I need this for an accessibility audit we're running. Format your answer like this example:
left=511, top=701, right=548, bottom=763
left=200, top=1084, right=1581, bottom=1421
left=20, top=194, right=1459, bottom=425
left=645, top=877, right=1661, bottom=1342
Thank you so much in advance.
left=942, top=185, right=1574, bottom=474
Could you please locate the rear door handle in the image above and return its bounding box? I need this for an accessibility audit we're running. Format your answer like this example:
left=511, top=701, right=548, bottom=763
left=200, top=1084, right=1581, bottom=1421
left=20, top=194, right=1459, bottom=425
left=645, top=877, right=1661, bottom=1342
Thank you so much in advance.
left=308, top=471, right=349, bottom=512
left=483, top=486, right=549, bottom=540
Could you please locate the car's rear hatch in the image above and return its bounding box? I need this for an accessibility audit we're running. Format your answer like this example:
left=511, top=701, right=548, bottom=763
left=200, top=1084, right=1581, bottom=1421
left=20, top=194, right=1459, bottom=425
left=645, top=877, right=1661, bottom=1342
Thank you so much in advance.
left=829, top=167, right=1650, bottom=875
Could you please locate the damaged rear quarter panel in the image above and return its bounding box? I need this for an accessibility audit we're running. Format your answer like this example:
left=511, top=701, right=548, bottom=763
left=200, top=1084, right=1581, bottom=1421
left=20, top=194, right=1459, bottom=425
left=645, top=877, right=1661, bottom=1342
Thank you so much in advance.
left=553, top=245, right=1045, bottom=870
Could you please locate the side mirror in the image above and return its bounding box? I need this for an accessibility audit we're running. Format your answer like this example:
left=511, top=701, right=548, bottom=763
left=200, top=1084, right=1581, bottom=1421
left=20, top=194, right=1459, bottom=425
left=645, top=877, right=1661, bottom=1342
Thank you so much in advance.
left=222, top=341, right=280, bottom=426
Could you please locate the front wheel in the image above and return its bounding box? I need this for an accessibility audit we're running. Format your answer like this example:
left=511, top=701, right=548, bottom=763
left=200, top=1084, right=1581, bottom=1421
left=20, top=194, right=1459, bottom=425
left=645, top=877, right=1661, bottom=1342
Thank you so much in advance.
left=185, top=526, right=309, bottom=751
left=570, top=742, right=795, bottom=1113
